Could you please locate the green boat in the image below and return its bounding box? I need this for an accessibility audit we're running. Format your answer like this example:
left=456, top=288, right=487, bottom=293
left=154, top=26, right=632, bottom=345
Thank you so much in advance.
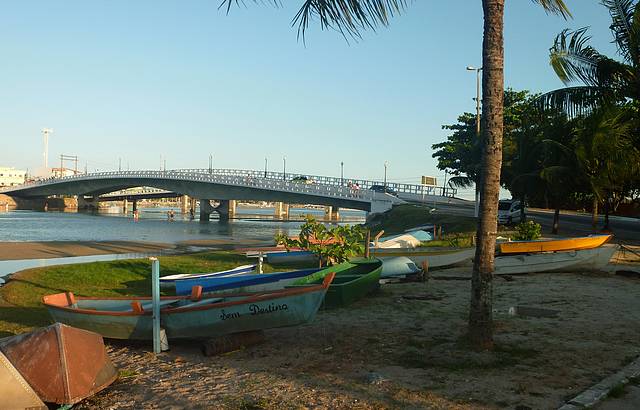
left=41, top=273, right=336, bottom=340
left=291, top=258, right=382, bottom=308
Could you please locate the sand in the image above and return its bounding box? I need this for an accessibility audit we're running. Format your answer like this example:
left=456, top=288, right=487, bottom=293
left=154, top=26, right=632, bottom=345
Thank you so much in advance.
left=74, top=254, right=640, bottom=409
left=0, top=241, right=175, bottom=260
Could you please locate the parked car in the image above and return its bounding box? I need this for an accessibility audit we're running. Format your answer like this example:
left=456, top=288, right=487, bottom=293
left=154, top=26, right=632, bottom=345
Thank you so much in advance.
left=291, top=175, right=315, bottom=184
left=369, top=184, right=398, bottom=197
left=498, top=199, right=525, bottom=225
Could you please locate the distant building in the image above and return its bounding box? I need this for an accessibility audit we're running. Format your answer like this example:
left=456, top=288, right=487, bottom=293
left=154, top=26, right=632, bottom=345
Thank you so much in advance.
left=0, top=167, right=26, bottom=187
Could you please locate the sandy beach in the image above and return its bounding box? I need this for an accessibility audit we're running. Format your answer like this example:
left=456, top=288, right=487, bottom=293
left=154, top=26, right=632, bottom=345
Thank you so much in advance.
left=0, top=241, right=175, bottom=260
left=71, top=254, right=640, bottom=409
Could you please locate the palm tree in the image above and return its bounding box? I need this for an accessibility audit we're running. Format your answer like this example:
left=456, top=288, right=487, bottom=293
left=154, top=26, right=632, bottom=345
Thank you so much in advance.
left=222, top=0, right=571, bottom=350
left=543, top=1, right=639, bottom=116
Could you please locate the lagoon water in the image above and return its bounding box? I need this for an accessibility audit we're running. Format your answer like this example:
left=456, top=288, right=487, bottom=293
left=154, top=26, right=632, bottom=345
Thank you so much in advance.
left=0, top=206, right=366, bottom=243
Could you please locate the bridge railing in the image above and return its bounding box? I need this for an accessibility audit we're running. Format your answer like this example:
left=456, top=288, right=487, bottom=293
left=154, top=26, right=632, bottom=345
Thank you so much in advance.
left=0, top=168, right=456, bottom=198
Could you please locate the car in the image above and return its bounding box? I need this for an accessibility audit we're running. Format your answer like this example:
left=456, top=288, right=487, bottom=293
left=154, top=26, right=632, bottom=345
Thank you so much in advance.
left=369, top=184, right=398, bottom=197
left=291, top=175, right=315, bottom=184
left=498, top=199, right=525, bottom=225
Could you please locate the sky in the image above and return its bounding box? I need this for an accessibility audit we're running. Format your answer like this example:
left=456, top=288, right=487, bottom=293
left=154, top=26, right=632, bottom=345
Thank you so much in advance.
left=0, top=0, right=620, bottom=195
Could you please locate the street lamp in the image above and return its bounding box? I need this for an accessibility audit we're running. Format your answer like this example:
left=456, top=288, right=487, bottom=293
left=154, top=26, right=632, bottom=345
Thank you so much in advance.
left=283, top=156, right=286, bottom=180
left=340, top=161, right=344, bottom=185
left=466, top=66, right=482, bottom=137
left=383, top=161, right=389, bottom=188
left=467, top=65, right=482, bottom=217
left=264, top=157, right=268, bottom=178
left=209, top=154, right=213, bottom=174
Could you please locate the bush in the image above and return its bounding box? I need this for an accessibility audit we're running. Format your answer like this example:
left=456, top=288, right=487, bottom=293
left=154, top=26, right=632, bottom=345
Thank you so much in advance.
left=513, top=221, right=541, bottom=241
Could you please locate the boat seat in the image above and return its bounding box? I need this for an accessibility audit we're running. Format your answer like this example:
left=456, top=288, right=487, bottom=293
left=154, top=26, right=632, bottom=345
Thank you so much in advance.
left=138, top=299, right=180, bottom=311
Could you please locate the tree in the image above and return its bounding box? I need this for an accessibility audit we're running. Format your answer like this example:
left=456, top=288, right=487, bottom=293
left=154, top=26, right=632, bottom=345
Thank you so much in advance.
left=275, top=216, right=365, bottom=267
left=222, top=0, right=571, bottom=350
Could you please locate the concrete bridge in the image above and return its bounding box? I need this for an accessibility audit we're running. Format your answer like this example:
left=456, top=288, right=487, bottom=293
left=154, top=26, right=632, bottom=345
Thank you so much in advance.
left=0, top=168, right=449, bottom=220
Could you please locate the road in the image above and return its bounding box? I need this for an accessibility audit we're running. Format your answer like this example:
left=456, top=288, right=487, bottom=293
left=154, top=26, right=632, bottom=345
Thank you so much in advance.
left=430, top=200, right=640, bottom=245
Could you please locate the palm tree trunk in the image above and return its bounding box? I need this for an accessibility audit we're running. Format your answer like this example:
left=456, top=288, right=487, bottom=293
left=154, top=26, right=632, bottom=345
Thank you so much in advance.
left=552, top=206, right=560, bottom=234
left=604, top=193, right=610, bottom=231
left=469, top=0, right=504, bottom=351
left=592, top=197, right=598, bottom=230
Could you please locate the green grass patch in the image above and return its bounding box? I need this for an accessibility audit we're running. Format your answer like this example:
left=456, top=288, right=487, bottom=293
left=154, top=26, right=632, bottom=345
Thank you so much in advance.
left=0, top=250, right=313, bottom=336
left=365, top=204, right=477, bottom=236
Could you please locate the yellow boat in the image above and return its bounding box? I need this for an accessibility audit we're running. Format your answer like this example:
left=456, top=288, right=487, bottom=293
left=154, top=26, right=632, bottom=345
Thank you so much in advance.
left=499, top=234, right=613, bottom=255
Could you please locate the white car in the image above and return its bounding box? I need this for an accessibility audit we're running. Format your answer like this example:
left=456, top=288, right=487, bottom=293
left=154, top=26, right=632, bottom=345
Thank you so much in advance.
left=498, top=199, right=524, bottom=225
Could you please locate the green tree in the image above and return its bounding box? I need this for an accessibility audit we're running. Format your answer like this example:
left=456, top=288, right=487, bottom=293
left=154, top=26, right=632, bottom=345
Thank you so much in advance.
left=222, top=0, right=571, bottom=350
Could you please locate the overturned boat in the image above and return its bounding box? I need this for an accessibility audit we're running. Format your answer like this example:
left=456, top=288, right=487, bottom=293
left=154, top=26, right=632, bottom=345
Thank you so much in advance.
left=0, top=323, right=118, bottom=405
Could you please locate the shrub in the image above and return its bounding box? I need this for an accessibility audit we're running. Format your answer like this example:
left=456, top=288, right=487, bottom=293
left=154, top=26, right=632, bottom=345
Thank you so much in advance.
left=513, top=221, right=542, bottom=241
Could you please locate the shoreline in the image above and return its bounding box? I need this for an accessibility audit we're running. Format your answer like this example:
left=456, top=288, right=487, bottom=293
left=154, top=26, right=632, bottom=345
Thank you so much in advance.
left=0, top=241, right=175, bottom=261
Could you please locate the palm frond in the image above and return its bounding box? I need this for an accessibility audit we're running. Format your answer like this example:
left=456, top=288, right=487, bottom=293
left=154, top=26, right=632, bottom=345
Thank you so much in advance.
left=447, top=175, right=474, bottom=189
left=292, top=0, right=409, bottom=41
left=532, top=0, right=572, bottom=18
left=601, top=0, right=637, bottom=62
left=549, top=27, right=609, bottom=85
left=536, top=86, right=601, bottom=117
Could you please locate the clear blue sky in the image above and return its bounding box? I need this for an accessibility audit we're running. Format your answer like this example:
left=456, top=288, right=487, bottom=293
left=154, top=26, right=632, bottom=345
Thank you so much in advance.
left=0, top=0, right=618, bottom=189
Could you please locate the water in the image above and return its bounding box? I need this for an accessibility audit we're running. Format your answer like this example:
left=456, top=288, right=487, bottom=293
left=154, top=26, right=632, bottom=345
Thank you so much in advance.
left=0, top=207, right=366, bottom=243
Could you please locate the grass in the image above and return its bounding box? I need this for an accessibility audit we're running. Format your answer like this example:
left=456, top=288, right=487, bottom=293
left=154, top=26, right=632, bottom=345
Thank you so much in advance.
left=365, top=204, right=477, bottom=236
left=0, top=250, right=315, bottom=337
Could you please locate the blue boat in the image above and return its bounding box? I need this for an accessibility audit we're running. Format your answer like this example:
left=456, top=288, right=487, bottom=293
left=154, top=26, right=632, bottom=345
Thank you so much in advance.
left=174, top=268, right=320, bottom=296
left=160, top=264, right=256, bottom=288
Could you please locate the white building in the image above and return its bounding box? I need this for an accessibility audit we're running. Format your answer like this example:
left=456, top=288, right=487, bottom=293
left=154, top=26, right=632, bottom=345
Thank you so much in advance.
left=0, top=167, right=26, bottom=187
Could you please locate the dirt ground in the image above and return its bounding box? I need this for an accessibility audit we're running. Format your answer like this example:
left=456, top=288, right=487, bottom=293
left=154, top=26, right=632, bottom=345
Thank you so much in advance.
left=77, top=252, right=640, bottom=410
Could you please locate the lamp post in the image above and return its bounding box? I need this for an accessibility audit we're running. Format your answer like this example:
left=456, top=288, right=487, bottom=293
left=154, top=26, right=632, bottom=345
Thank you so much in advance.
left=264, top=157, right=268, bottom=178
left=467, top=65, right=482, bottom=217
left=340, top=161, right=344, bottom=185
left=283, top=156, right=286, bottom=180
left=209, top=154, right=213, bottom=174
left=383, top=161, right=389, bottom=188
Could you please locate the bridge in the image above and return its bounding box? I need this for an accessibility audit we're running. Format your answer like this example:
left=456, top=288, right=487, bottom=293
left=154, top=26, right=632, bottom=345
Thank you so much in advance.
left=0, top=168, right=456, bottom=220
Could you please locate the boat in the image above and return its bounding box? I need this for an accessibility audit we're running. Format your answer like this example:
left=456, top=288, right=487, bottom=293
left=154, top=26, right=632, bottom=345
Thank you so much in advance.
left=261, top=250, right=318, bottom=264
left=160, top=264, right=256, bottom=288
left=493, top=244, right=617, bottom=275
left=0, top=323, right=118, bottom=405
left=173, top=268, right=320, bottom=296
left=0, top=351, right=46, bottom=409
left=290, top=258, right=382, bottom=308
left=370, top=247, right=475, bottom=269
left=498, top=234, right=613, bottom=255
left=380, top=256, right=422, bottom=278
left=42, top=273, right=335, bottom=340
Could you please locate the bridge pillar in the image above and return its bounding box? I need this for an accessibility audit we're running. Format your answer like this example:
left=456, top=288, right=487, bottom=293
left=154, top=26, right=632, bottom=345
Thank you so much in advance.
left=228, top=200, right=236, bottom=218
left=122, top=199, right=129, bottom=214
left=180, top=195, right=189, bottom=213
left=274, top=202, right=289, bottom=219
left=77, top=196, right=99, bottom=211
left=199, top=199, right=214, bottom=221
left=324, top=206, right=340, bottom=221
left=132, top=200, right=138, bottom=213
left=214, top=200, right=234, bottom=220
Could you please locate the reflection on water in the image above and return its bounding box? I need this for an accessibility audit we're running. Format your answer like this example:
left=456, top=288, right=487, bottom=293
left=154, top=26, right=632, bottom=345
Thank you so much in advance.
left=0, top=207, right=366, bottom=243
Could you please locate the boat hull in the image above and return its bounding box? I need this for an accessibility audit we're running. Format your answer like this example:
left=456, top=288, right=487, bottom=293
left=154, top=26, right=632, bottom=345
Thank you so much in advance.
left=160, top=264, right=256, bottom=288
left=494, top=244, right=617, bottom=275
left=498, top=234, right=612, bottom=255
left=371, top=247, right=475, bottom=269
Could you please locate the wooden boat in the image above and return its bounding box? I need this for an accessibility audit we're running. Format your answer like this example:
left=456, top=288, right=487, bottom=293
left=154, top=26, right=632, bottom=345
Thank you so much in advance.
left=493, top=244, right=617, bottom=275
left=160, top=264, right=256, bottom=288
left=370, top=247, right=475, bottom=269
left=498, top=234, right=613, bottom=255
left=261, top=250, right=317, bottom=264
left=42, top=273, right=335, bottom=340
left=174, top=268, right=320, bottom=296
left=291, top=258, right=382, bottom=308
left=0, top=323, right=117, bottom=405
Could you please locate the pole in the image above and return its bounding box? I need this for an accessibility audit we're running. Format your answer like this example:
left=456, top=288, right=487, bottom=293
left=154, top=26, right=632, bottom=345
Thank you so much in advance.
left=119, top=158, right=122, bottom=172
left=383, top=161, right=388, bottom=188
left=150, top=257, right=161, bottom=353
left=209, top=154, right=213, bottom=174
left=60, top=155, right=63, bottom=178
left=476, top=68, right=481, bottom=137
left=283, top=156, right=286, bottom=180
left=264, top=157, right=268, bottom=178
left=340, top=161, right=344, bottom=185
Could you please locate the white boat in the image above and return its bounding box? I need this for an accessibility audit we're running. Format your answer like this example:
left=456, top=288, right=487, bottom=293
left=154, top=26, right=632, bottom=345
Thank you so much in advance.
left=371, top=247, right=475, bottom=269
left=159, top=264, right=256, bottom=288
left=493, top=244, right=617, bottom=275
left=380, top=256, right=422, bottom=278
